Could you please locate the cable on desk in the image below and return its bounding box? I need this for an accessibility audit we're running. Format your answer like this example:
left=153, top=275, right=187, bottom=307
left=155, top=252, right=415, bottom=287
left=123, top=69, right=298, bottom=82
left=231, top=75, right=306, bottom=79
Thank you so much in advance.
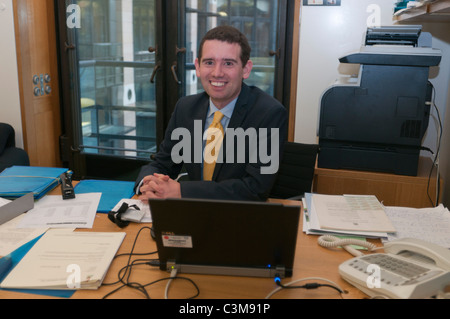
left=165, top=268, right=178, bottom=299
left=102, top=271, right=200, bottom=299
left=265, top=277, right=346, bottom=299
left=101, top=226, right=200, bottom=299
left=102, top=226, right=157, bottom=287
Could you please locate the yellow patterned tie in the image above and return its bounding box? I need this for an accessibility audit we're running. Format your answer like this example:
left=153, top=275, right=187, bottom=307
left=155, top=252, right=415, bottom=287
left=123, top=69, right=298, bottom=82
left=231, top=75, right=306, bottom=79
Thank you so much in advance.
left=203, top=111, right=224, bottom=181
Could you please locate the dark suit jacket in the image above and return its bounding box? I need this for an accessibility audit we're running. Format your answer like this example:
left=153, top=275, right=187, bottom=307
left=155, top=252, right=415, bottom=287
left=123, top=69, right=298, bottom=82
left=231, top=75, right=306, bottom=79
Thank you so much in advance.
left=135, top=83, right=287, bottom=201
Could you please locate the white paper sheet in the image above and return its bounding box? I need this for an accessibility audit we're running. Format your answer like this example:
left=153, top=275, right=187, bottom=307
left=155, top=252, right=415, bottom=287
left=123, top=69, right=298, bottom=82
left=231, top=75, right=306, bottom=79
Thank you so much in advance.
left=0, top=229, right=125, bottom=290
left=0, top=197, right=11, bottom=207
left=0, top=214, right=48, bottom=256
left=17, top=193, right=101, bottom=229
left=383, top=204, right=450, bottom=248
left=311, top=194, right=396, bottom=233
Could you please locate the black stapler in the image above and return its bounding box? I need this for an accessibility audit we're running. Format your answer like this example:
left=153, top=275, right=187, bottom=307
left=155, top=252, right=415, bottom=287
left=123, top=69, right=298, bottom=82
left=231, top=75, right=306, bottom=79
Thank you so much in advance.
left=60, top=172, right=75, bottom=200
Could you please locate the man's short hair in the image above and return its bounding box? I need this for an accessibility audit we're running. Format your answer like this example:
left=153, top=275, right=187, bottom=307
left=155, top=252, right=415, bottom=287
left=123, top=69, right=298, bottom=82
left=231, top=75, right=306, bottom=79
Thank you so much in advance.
left=198, top=25, right=251, bottom=67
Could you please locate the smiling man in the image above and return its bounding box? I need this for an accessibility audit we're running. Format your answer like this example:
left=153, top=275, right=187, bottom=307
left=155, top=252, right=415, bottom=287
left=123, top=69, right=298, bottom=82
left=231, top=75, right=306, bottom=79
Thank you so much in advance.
left=195, top=33, right=253, bottom=109
left=135, top=25, right=287, bottom=201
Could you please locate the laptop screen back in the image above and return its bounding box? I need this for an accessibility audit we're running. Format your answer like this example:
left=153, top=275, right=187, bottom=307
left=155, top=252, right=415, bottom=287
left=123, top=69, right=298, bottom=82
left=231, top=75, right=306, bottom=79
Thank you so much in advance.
left=149, top=198, right=300, bottom=278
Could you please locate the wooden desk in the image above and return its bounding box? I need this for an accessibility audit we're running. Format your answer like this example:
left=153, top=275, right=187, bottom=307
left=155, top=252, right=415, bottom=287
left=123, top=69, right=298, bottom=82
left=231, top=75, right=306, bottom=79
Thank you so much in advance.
left=313, top=156, right=442, bottom=208
left=0, top=197, right=380, bottom=300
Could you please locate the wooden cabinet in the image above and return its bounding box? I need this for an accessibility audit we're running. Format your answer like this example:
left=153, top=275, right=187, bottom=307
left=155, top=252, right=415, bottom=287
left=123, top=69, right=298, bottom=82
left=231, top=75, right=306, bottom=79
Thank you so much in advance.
left=313, top=156, right=442, bottom=208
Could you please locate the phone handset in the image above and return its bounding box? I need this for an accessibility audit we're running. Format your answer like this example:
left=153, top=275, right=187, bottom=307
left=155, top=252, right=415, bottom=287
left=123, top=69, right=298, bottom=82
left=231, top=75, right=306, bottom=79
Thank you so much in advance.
left=384, top=238, right=450, bottom=271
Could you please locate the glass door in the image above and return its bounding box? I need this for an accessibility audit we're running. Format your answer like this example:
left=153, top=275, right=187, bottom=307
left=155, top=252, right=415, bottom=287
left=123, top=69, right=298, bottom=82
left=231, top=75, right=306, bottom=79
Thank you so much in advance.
left=58, top=0, right=162, bottom=180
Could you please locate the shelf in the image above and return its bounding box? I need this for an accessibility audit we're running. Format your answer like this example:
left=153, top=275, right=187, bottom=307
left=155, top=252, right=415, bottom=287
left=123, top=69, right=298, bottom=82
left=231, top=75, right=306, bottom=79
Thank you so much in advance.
left=313, top=156, right=443, bottom=208
left=394, top=0, right=450, bottom=23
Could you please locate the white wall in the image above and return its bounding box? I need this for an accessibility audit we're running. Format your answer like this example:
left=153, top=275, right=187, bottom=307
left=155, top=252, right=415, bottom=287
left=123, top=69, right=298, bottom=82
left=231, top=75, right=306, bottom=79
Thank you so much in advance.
left=441, top=67, right=450, bottom=206
left=418, top=23, right=450, bottom=206
left=0, top=0, right=23, bottom=148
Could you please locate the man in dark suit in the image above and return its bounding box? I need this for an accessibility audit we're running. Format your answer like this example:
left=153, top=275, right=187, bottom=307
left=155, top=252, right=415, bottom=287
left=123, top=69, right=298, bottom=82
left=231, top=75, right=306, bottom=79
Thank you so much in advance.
left=135, top=25, right=287, bottom=201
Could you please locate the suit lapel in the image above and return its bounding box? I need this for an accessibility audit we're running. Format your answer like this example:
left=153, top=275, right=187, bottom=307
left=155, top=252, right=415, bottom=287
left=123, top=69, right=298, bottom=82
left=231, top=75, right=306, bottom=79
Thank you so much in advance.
left=227, top=83, right=250, bottom=129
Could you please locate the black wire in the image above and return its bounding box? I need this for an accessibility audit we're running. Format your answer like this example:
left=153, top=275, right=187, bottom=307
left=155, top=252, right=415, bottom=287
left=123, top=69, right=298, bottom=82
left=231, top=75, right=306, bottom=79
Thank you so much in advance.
left=102, top=226, right=156, bottom=286
left=101, top=227, right=156, bottom=298
left=426, top=84, right=442, bottom=207
left=275, top=278, right=344, bottom=296
left=102, top=275, right=200, bottom=299
left=101, top=226, right=200, bottom=299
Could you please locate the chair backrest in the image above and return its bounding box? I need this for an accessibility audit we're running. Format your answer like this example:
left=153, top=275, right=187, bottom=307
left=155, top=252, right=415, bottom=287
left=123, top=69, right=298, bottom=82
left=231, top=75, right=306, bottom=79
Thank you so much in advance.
left=0, top=123, right=29, bottom=172
left=0, top=123, right=15, bottom=154
left=270, top=141, right=319, bottom=199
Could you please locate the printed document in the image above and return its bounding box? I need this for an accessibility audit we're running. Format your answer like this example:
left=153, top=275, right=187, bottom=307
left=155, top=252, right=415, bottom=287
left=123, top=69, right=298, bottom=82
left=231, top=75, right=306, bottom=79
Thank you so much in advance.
left=383, top=204, right=450, bottom=248
left=311, top=194, right=396, bottom=233
left=0, top=229, right=125, bottom=290
left=17, top=193, right=101, bottom=229
left=0, top=214, right=48, bottom=256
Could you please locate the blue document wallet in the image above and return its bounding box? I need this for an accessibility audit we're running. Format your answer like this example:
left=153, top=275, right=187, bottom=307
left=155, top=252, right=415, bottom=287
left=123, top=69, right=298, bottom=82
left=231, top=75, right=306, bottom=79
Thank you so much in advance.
left=74, top=179, right=136, bottom=213
left=0, top=166, right=68, bottom=200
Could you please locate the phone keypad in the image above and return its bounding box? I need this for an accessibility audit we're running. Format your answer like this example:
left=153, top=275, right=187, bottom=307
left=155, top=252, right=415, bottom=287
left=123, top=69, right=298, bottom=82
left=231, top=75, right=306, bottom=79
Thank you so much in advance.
left=348, top=254, right=433, bottom=286
left=362, top=254, right=429, bottom=279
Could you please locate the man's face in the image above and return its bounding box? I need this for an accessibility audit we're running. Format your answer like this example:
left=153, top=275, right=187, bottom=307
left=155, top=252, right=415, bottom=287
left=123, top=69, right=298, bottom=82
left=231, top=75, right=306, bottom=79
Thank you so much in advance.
left=195, top=39, right=253, bottom=109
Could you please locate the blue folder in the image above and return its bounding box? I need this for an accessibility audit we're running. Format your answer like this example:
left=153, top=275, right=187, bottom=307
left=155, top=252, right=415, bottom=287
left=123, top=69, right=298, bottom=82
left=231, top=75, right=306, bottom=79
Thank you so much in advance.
left=74, top=179, right=136, bottom=213
left=0, top=166, right=68, bottom=200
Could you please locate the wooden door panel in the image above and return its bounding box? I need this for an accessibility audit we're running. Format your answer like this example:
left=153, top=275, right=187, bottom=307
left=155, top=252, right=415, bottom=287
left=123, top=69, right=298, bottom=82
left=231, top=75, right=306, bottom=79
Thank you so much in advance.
left=13, top=0, right=61, bottom=167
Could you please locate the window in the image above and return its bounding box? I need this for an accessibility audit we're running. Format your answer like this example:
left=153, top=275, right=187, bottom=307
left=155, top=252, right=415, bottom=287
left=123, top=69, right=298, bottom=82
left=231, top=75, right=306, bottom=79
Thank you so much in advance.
left=57, top=0, right=295, bottom=180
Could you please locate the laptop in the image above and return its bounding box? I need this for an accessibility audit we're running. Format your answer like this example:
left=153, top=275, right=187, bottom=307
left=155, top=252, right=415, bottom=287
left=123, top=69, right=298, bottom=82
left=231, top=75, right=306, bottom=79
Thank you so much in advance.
left=149, top=198, right=300, bottom=278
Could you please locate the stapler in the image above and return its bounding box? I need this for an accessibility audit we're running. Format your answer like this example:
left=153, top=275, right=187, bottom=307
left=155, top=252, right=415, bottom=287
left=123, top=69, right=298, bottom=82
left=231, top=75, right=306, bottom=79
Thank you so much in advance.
left=60, top=172, right=75, bottom=200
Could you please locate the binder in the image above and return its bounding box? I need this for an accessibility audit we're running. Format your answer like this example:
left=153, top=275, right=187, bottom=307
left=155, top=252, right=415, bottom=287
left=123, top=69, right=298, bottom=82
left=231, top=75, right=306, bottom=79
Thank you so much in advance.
left=0, top=166, right=68, bottom=200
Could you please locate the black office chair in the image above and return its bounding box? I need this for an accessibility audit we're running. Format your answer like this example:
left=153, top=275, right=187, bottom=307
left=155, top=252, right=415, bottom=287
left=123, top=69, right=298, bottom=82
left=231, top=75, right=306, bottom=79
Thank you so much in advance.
left=269, top=141, right=319, bottom=200
left=0, top=123, right=30, bottom=173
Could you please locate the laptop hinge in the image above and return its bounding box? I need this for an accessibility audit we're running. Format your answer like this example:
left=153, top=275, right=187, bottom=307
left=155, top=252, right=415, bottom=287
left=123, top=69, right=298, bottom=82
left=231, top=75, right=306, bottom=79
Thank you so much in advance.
left=166, top=261, right=286, bottom=278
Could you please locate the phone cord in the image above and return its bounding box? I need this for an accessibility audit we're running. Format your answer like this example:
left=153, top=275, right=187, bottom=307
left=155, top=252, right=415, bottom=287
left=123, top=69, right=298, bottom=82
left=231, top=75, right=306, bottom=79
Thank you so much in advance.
left=318, top=235, right=378, bottom=257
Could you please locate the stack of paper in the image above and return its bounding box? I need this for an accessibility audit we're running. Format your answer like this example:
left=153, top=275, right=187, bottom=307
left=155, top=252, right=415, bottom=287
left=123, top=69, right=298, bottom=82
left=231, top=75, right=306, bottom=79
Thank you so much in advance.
left=303, top=193, right=396, bottom=238
left=383, top=204, right=450, bottom=248
left=0, top=166, right=68, bottom=199
left=0, top=230, right=125, bottom=290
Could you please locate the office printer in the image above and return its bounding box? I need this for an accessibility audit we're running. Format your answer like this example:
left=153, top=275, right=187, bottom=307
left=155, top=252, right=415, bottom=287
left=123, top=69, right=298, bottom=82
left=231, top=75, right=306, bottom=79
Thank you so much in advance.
left=318, top=26, right=442, bottom=176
